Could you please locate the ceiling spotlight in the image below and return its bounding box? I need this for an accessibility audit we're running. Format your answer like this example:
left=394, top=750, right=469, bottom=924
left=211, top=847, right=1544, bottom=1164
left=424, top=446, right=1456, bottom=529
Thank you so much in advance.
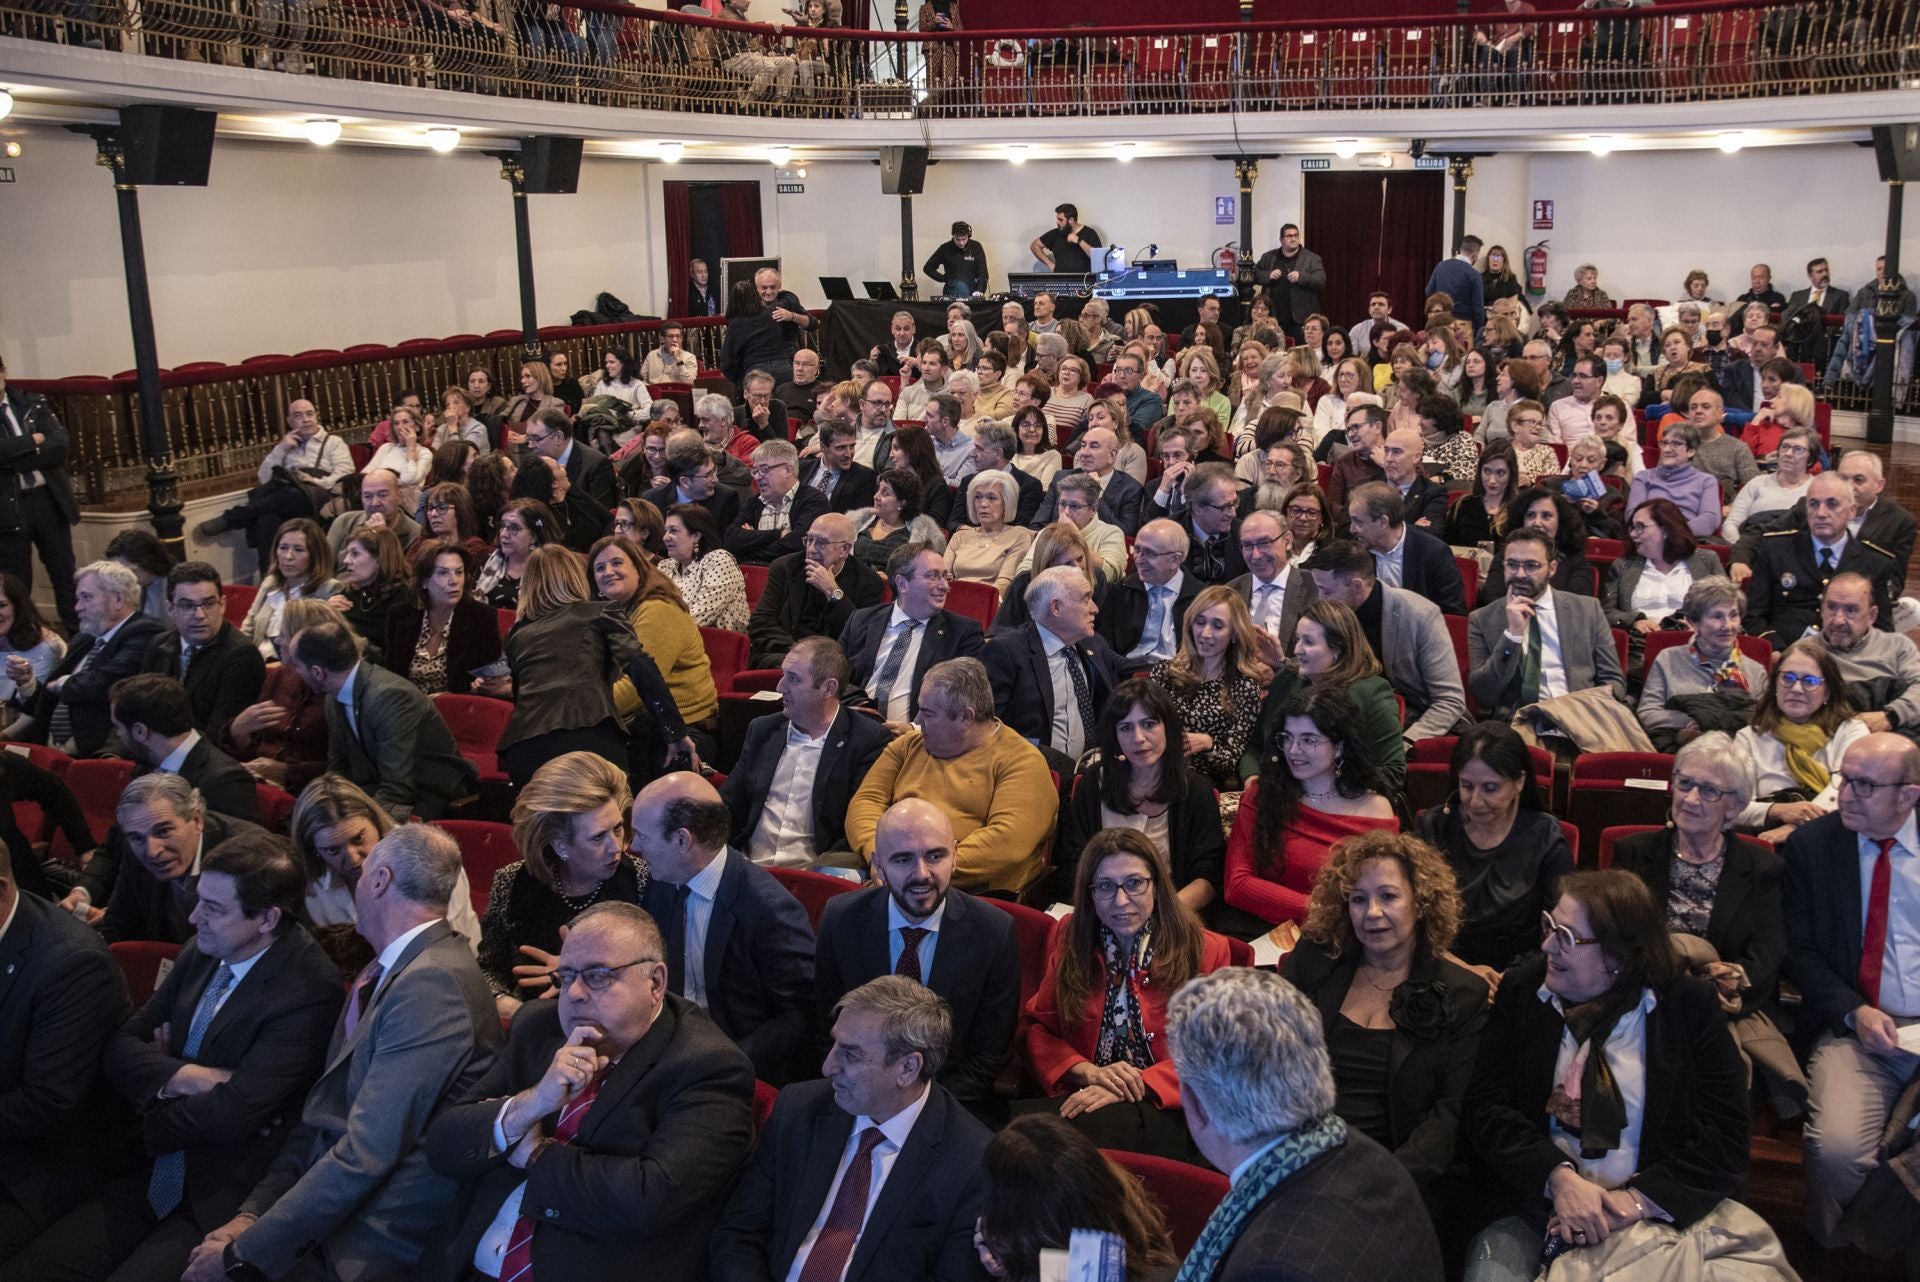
left=1333, top=139, right=1359, bottom=159
left=768, top=145, right=791, bottom=166
left=1008, top=145, right=1029, bottom=165
left=304, top=118, right=342, bottom=146
left=1716, top=130, right=1746, bottom=154
left=914, top=87, right=929, bottom=102
left=1115, top=142, right=1137, bottom=162
left=0, top=89, right=12, bottom=121
left=425, top=126, right=460, bottom=153
left=1587, top=134, right=1615, bottom=157
left=657, top=140, right=684, bottom=163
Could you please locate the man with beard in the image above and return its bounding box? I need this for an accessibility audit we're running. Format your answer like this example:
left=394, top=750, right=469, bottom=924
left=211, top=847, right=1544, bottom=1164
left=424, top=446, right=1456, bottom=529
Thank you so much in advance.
left=1812, top=573, right=1920, bottom=741
left=1467, top=525, right=1626, bottom=724
left=813, top=799, right=1019, bottom=1116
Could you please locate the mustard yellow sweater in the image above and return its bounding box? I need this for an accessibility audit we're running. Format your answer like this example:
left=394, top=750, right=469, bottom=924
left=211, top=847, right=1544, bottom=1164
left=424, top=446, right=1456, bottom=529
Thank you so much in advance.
left=613, top=597, right=718, bottom=726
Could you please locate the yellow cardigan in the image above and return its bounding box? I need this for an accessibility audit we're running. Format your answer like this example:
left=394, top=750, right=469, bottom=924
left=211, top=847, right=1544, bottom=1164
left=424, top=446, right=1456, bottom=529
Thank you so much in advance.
left=613, top=597, right=718, bottom=726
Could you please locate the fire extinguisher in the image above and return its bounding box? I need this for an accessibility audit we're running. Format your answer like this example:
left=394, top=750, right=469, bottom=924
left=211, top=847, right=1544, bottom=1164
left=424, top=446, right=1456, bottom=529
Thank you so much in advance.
left=1213, top=243, right=1239, bottom=275
left=1526, top=240, right=1550, bottom=297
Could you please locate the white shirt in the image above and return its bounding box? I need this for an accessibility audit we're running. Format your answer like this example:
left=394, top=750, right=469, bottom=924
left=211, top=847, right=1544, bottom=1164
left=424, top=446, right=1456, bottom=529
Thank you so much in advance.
left=886, top=896, right=946, bottom=977
left=1247, top=566, right=1294, bottom=636
left=758, top=489, right=797, bottom=534
left=782, top=1086, right=933, bottom=1282
left=1504, top=587, right=1569, bottom=700
left=748, top=719, right=831, bottom=868
left=1542, top=985, right=1657, bottom=1191
left=369, top=919, right=439, bottom=1004
left=1628, top=561, right=1694, bottom=621
left=874, top=607, right=929, bottom=725
left=1373, top=528, right=1408, bottom=589
left=1859, top=811, right=1920, bottom=1018
left=1813, top=534, right=1850, bottom=569
left=155, top=729, right=204, bottom=776
left=678, top=849, right=729, bottom=1008
left=1127, top=571, right=1184, bottom=663
left=853, top=425, right=887, bottom=470
left=1039, top=626, right=1089, bottom=759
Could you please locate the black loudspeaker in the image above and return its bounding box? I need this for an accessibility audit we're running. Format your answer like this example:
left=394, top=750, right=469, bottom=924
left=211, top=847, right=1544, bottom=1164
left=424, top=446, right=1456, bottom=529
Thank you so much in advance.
left=879, top=145, right=928, bottom=196
left=118, top=105, right=216, bottom=186
left=1873, top=123, right=1920, bottom=183
left=520, top=136, right=583, bottom=194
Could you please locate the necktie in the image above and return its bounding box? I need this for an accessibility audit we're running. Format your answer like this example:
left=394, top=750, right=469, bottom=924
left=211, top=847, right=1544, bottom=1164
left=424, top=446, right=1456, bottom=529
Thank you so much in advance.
left=342, top=959, right=384, bottom=1041
left=896, top=927, right=930, bottom=982
left=814, top=467, right=833, bottom=495
left=180, top=643, right=199, bottom=682
left=147, top=963, right=234, bottom=1218
left=1519, top=614, right=1544, bottom=706
left=1141, top=586, right=1170, bottom=657
left=1819, top=547, right=1837, bottom=575
left=1252, top=583, right=1274, bottom=629
left=796, top=1128, right=887, bottom=1282
left=1859, top=837, right=1897, bottom=1007
left=499, top=1072, right=605, bottom=1282
left=46, top=641, right=97, bottom=748
left=664, top=884, right=692, bottom=996
left=870, top=620, right=921, bottom=719
left=1065, top=647, right=1096, bottom=758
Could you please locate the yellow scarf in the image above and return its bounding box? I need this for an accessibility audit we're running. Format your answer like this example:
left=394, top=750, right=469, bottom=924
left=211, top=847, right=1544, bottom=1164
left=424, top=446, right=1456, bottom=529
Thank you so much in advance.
left=1773, top=720, right=1833, bottom=796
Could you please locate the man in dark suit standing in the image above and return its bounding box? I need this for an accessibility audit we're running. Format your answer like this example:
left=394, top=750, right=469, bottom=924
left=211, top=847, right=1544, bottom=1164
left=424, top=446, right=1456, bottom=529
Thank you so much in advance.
left=687, top=257, right=722, bottom=316
left=8, top=559, right=165, bottom=756
left=841, top=544, right=985, bottom=728
left=1423, top=233, right=1487, bottom=331
left=289, top=618, right=478, bottom=822
left=815, top=800, right=1018, bottom=1114
left=110, top=674, right=261, bottom=823
left=0, top=352, right=81, bottom=634
left=633, top=772, right=816, bottom=1083
left=747, top=512, right=885, bottom=669
left=138, top=561, right=266, bottom=752
left=0, top=841, right=129, bottom=1260
left=526, top=408, right=616, bottom=510
left=984, top=565, right=1118, bottom=775
left=1784, top=732, right=1920, bottom=1248
left=94, top=772, right=268, bottom=944
left=427, top=901, right=756, bottom=1280
left=182, top=825, right=502, bottom=1282
left=798, top=419, right=878, bottom=514
left=721, top=637, right=893, bottom=865
left=1099, top=519, right=1203, bottom=668
left=1347, top=481, right=1467, bottom=616
left=727, top=439, right=832, bottom=567
left=709, top=976, right=993, bottom=1282
left=1228, top=510, right=1315, bottom=649
left=1167, top=968, right=1442, bottom=1280
left=8, top=835, right=342, bottom=1281
left=1254, top=223, right=1328, bottom=343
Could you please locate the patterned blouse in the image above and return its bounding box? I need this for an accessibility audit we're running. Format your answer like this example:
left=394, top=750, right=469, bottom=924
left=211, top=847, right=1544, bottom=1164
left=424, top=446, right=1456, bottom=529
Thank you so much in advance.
left=1424, top=431, right=1482, bottom=485
left=476, top=551, right=522, bottom=610
left=1515, top=443, right=1562, bottom=488
left=1667, top=853, right=1724, bottom=938
left=477, top=856, right=649, bottom=998
left=1149, top=662, right=1261, bottom=790
left=408, top=611, right=453, bottom=695
left=661, top=549, right=750, bottom=631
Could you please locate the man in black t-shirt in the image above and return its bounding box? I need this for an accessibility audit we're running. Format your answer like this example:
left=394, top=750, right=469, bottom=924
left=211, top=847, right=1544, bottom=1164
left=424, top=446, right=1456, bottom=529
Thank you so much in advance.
left=923, top=220, right=990, bottom=298
left=1029, top=202, right=1103, bottom=275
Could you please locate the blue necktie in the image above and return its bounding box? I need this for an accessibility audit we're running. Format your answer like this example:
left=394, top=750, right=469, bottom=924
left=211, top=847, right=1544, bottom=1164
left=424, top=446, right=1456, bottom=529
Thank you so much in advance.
left=147, top=963, right=234, bottom=1218
left=871, top=619, right=921, bottom=718
left=1140, top=586, right=1170, bottom=657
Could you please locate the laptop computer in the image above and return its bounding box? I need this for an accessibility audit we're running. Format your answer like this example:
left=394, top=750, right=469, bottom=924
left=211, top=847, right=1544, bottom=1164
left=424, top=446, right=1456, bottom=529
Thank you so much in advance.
left=819, top=276, right=856, bottom=301
left=863, top=281, right=900, bottom=300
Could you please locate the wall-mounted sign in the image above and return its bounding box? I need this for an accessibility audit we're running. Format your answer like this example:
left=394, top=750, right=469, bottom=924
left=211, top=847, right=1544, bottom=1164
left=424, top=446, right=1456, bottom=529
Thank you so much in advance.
left=1299, top=158, right=1331, bottom=171
left=1214, top=195, right=1235, bottom=225
left=1413, top=155, right=1445, bottom=170
left=776, top=182, right=805, bottom=195
left=1532, top=199, right=1554, bottom=229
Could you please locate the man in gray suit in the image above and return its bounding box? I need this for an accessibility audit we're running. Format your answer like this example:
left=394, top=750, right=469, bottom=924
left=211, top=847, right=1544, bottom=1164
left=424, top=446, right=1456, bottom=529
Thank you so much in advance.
left=1467, top=526, right=1627, bottom=722
left=1226, top=510, right=1315, bottom=649
left=1301, top=540, right=1468, bottom=743
left=183, top=825, right=502, bottom=1282
left=289, top=618, right=477, bottom=822
left=324, top=469, right=419, bottom=558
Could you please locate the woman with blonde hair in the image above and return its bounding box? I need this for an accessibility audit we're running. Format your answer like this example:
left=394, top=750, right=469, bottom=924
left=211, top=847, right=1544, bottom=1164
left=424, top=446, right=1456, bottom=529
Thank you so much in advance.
left=1179, top=346, right=1232, bottom=425
left=500, top=359, right=563, bottom=450
left=479, top=750, right=646, bottom=1018
left=996, top=520, right=1107, bottom=636
left=1230, top=350, right=1289, bottom=441
left=1283, top=345, right=1331, bottom=411
left=1226, top=339, right=1271, bottom=412
left=1150, top=585, right=1271, bottom=790
left=241, top=517, right=341, bottom=659
left=591, top=533, right=716, bottom=762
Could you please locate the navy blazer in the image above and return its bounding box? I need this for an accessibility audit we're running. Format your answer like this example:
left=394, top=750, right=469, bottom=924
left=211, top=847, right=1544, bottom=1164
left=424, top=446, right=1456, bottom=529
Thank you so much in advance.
left=139, top=622, right=266, bottom=751
left=798, top=457, right=879, bottom=514
left=1424, top=256, right=1486, bottom=331
left=23, top=612, right=166, bottom=756
left=98, top=811, right=270, bottom=945
left=106, top=927, right=343, bottom=1229
left=814, top=886, right=1020, bottom=1108
left=80, top=743, right=263, bottom=911
left=1400, top=473, right=1452, bottom=529
left=981, top=624, right=1119, bottom=758
left=719, top=707, right=894, bottom=853
left=708, top=1077, right=992, bottom=1282
left=839, top=604, right=986, bottom=720
left=1783, top=811, right=1891, bottom=1036
left=1030, top=468, right=1145, bottom=536
left=1094, top=572, right=1204, bottom=665
left=642, top=481, right=742, bottom=532
left=641, top=848, right=817, bottom=1084
left=1391, top=525, right=1467, bottom=617
left=725, top=484, right=833, bottom=566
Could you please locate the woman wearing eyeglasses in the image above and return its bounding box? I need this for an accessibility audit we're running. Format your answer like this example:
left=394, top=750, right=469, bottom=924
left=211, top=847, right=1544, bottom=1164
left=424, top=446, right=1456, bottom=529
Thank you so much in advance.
left=1722, top=421, right=1816, bottom=543
left=1636, top=579, right=1767, bottom=754
left=1017, top=827, right=1234, bottom=1159
left=1734, top=638, right=1865, bottom=845
left=477, top=750, right=647, bottom=1021
left=407, top=481, right=491, bottom=565
left=1461, top=870, right=1772, bottom=1281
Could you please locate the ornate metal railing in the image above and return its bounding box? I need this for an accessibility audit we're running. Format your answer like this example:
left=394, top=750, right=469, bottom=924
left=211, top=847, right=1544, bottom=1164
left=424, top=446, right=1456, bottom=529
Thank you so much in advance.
left=3, top=0, right=1915, bottom=120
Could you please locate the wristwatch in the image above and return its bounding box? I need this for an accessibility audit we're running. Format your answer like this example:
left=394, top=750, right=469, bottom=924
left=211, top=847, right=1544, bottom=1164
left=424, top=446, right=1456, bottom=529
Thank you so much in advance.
left=829, top=589, right=844, bottom=603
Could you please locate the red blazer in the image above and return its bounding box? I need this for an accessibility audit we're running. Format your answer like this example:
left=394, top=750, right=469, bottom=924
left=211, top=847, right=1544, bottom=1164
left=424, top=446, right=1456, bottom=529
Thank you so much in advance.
left=1020, top=920, right=1235, bottom=1110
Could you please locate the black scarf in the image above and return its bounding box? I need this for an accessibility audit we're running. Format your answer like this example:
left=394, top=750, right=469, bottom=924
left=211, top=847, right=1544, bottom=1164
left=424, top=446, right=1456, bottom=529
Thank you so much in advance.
left=1545, top=981, right=1644, bottom=1158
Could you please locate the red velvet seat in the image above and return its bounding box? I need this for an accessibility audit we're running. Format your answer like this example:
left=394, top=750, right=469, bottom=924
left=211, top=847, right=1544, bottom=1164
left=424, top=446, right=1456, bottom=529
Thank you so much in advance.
left=1103, top=1149, right=1230, bottom=1256
left=1405, top=736, right=1554, bottom=815
left=63, top=759, right=134, bottom=853
left=1596, top=823, right=1774, bottom=870
left=984, top=898, right=1057, bottom=1016
left=496, top=608, right=516, bottom=644
left=433, top=693, right=512, bottom=784
left=740, top=564, right=770, bottom=610
left=753, top=1078, right=780, bottom=1130
left=768, top=867, right=860, bottom=930
left=944, top=579, right=1000, bottom=633
left=1639, top=629, right=1771, bottom=680
left=1452, top=555, right=1479, bottom=609
left=255, top=783, right=297, bottom=834
left=433, top=819, right=520, bottom=915
left=111, top=940, right=182, bottom=1007
left=1567, top=753, right=1678, bottom=866
left=700, top=627, right=751, bottom=697
left=222, top=584, right=259, bottom=629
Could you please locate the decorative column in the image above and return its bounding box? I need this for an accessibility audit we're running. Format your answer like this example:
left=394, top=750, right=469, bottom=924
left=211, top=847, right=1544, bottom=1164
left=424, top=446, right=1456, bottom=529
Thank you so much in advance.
left=497, top=155, right=542, bottom=357
left=1872, top=178, right=1903, bottom=444
left=900, top=195, right=918, bottom=300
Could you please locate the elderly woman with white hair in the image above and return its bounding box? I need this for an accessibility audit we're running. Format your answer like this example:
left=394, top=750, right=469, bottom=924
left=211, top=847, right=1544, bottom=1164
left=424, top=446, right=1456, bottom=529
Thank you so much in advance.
left=944, top=469, right=1034, bottom=596
left=1635, top=578, right=1768, bottom=754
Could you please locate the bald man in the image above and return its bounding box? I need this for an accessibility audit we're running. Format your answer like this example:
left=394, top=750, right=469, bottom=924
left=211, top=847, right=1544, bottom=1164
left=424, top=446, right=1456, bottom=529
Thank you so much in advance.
left=632, top=773, right=816, bottom=1083
left=325, top=467, right=420, bottom=556
left=1380, top=427, right=1449, bottom=528
left=812, top=799, right=1020, bottom=1114
left=745, top=511, right=885, bottom=668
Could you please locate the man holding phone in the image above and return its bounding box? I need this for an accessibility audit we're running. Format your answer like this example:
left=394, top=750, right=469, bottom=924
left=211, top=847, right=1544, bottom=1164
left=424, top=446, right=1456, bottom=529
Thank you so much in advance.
left=1030, top=203, right=1103, bottom=275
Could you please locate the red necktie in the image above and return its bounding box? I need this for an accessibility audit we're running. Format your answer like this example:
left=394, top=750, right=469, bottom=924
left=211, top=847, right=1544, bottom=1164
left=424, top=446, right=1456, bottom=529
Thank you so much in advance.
left=499, top=1074, right=603, bottom=1282
left=795, top=1128, right=886, bottom=1282
left=895, top=928, right=929, bottom=982
left=342, top=961, right=383, bottom=1041
left=1859, top=837, right=1897, bottom=1008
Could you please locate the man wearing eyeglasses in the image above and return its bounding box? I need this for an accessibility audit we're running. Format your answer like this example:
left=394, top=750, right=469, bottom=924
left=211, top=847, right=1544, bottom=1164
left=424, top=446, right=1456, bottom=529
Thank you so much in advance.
left=1228, top=511, right=1315, bottom=647
left=525, top=407, right=617, bottom=510
left=1466, top=525, right=1626, bottom=724
left=725, top=439, right=830, bottom=567
left=841, top=544, right=984, bottom=733
left=427, top=899, right=755, bottom=1280
left=1746, top=472, right=1898, bottom=648
left=747, top=512, right=885, bottom=669
left=1097, top=518, right=1200, bottom=671
left=1782, top=732, right=1920, bottom=1250
left=1547, top=356, right=1607, bottom=444
left=137, top=561, right=266, bottom=751
left=1178, top=464, right=1248, bottom=588
left=641, top=428, right=743, bottom=531
left=986, top=565, right=1119, bottom=777
left=324, top=468, right=420, bottom=558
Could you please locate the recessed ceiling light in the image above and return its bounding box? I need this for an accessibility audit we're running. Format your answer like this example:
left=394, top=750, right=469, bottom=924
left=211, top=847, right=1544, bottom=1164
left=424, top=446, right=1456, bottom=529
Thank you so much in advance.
left=657, top=140, right=684, bottom=163
left=1587, top=134, right=1615, bottom=157
left=304, top=118, right=341, bottom=146
left=769, top=145, right=791, bottom=166
left=1334, top=139, right=1360, bottom=159
left=1717, top=130, right=1746, bottom=154
left=425, top=126, right=460, bottom=153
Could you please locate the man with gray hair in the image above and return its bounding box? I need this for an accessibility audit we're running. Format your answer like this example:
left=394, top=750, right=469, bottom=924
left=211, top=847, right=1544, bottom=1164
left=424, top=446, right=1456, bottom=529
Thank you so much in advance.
left=1813, top=572, right=1920, bottom=742
left=710, top=975, right=992, bottom=1281
left=726, top=438, right=830, bottom=566
left=698, top=391, right=761, bottom=465
left=1032, top=330, right=1069, bottom=381
left=94, top=771, right=267, bottom=944
left=1167, top=968, right=1441, bottom=1279
left=1098, top=517, right=1198, bottom=666
left=8, top=558, right=164, bottom=756
left=184, top=825, right=501, bottom=1282
left=325, top=467, right=420, bottom=557
left=985, top=564, right=1117, bottom=773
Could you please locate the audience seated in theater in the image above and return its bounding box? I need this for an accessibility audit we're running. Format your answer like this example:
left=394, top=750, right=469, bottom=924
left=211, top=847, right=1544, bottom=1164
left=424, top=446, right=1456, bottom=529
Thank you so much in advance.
left=138, top=559, right=266, bottom=752
left=1019, top=402, right=1070, bottom=489
left=1479, top=487, right=1598, bottom=606
left=194, top=400, right=355, bottom=575
left=1627, top=422, right=1723, bottom=540
left=798, top=418, right=879, bottom=515
left=1030, top=424, right=1146, bottom=537
left=0, top=573, right=66, bottom=719
left=328, top=526, right=411, bottom=666
left=1279, top=829, right=1488, bottom=1196
left=1725, top=422, right=1816, bottom=544
left=851, top=467, right=948, bottom=577
left=1734, top=638, right=1866, bottom=844
left=428, top=899, right=754, bottom=1281
left=722, top=638, right=891, bottom=866
left=1636, top=578, right=1768, bottom=753
left=108, top=673, right=260, bottom=822
left=1346, top=481, right=1467, bottom=616
left=643, top=322, right=700, bottom=385
left=467, top=451, right=518, bottom=547
left=500, top=360, right=563, bottom=451
left=1256, top=597, right=1409, bottom=799
left=466, top=367, right=508, bottom=427
left=884, top=424, right=957, bottom=530
left=734, top=369, right=793, bottom=445
left=1461, top=870, right=1768, bottom=1281
left=610, top=496, right=666, bottom=564
left=0, top=841, right=129, bottom=1262
left=412, top=480, right=493, bottom=565
left=1682, top=388, right=1760, bottom=500
left=326, top=468, right=420, bottom=558
left=1020, top=828, right=1235, bottom=1161
left=1021, top=473, right=1127, bottom=583
left=642, top=428, right=746, bottom=532
left=1602, top=498, right=1729, bottom=669
left=747, top=512, right=884, bottom=669
left=240, top=518, right=343, bottom=661
left=955, top=422, right=1044, bottom=531
left=1741, top=474, right=1901, bottom=649
left=1225, top=684, right=1397, bottom=937
left=1178, top=462, right=1247, bottom=587
left=1735, top=365, right=1812, bottom=467
left=8, top=560, right=162, bottom=754
left=1061, top=678, right=1225, bottom=919
left=728, top=439, right=832, bottom=567
left=1302, top=539, right=1470, bottom=745
left=1833, top=449, right=1918, bottom=585
left=983, top=565, right=1119, bottom=777
left=433, top=386, right=492, bottom=456
left=1444, top=442, right=1518, bottom=549
left=1149, top=584, right=1270, bottom=791
left=289, top=616, right=477, bottom=821
left=530, top=403, right=618, bottom=510
left=697, top=391, right=762, bottom=467
left=96, top=772, right=267, bottom=946
left=999, top=520, right=1110, bottom=638
left=592, top=534, right=717, bottom=758
left=366, top=404, right=436, bottom=507
left=179, top=825, right=503, bottom=1282
left=1324, top=403, right=1388, bottom=515
left=1416, top=394, right=1480, bottom=486
left=0, top=745, right=90, bottom=903
left=225, top=597, right=335, bottom=794
left=1504, top=400, right=1560, bottom=487
left=1811, top=573, right=1920, bottom=744
left=946, top=469, right=1034, bottom=596
left=814, top=799, right=1020, bottom=1114
left=415, top=441, right=480, bottom=531
left=1097, top=518, right=1201, bottom=669
left=511, top=452, right=608, bottom=557
left=6, top=833, right=343, bottom=1282
left=657, top=502, right=750, bottom=631
left=1379, top=427, right=1450, bottom=529
left=1466, top=526, right=1628, bottom=724
left=291, top=773, right=480, bottom=963
left=710, top=976, right=992, bottom=1281
left=841, top=543, right=984, bottom=730
left=633, top=771, right=816, bottom=1084
left=383, top=541, right=508, bottom=698
left=1228, top=508, right=1316, bottom=645
left=846, top=658, right=1058, bottom=895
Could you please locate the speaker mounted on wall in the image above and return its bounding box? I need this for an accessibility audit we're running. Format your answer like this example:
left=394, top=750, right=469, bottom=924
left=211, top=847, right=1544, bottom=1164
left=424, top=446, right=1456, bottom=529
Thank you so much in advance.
left=520, top=136, right=584, bottom=194
left=878, top=146, right=929, bottom=196
left=118, top=105, right=217, bottom=187
left=1873, top=123, right=1920, bottom=183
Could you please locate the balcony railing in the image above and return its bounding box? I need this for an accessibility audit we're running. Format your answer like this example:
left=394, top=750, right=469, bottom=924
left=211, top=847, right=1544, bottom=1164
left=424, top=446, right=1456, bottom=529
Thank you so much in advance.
left=4, top=0, right=1915, bottom=121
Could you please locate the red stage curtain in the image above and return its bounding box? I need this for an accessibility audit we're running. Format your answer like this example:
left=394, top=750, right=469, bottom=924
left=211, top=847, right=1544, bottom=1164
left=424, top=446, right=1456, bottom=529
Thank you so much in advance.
left=720, top=183, right=765, bottom=259
left=1302, top=170, right=1443, bottom=330
left=664, top=180, right=694, bottom=319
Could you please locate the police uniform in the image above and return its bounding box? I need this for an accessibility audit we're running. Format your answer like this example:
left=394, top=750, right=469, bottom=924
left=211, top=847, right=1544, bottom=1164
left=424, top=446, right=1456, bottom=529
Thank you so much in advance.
left=1744, top=528, right=1898, bottom=645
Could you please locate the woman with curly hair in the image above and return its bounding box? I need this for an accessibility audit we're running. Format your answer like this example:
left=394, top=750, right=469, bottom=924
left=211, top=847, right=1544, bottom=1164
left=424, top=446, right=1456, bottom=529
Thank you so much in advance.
left=1279, top=829, right=1488, bottom=1194
left=1149, top=585, right=1270, bottom=791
